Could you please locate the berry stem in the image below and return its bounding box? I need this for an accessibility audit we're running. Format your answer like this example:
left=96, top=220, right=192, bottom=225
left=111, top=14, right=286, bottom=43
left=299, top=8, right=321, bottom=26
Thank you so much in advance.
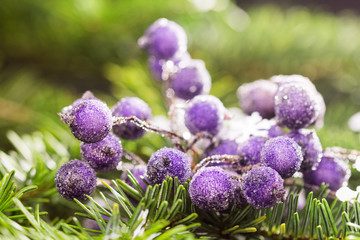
left=186, top=132, right=214, bottom=151
left=325, top=146, right=360, bottom=163
left=113, top=116, right=186, bottom=150
left=193, top=155, right=261, bottom=172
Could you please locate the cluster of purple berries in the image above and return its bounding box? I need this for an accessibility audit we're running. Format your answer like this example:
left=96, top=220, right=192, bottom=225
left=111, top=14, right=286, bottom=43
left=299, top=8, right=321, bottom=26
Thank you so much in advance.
left=55, top=18, right=350, bottom=215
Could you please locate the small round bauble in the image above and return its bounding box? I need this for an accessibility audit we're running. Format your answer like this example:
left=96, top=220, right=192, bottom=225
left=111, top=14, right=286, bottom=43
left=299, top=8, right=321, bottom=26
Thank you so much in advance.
left=59, top=99, right=112, bottom=143
left=55, top=160, right=97, bottom=201
left=147, top=147, right=191, bottom=185
left=274, top=82, right=320, bottom=129
left=287, top=129, right=322, bottom=172
left=138, top=18, right=187, bottom=60
left=112, top=97, right=152, bottom=140
left=260, top=136, right=303, bottom=178
left=169, top=59, right=211, bottom=100
left=241, top=166, right=285, bottom=209
left=237, top=136, right=267, bottom=166
left=184, top=95, right=225, bottom=136
left=303, top=155, right=350, bottom=191
left=237, top=79, right=277, bottom=119
left=189, top=167, right=238, bottom=212
left=81, top=132, right=123, bottom=172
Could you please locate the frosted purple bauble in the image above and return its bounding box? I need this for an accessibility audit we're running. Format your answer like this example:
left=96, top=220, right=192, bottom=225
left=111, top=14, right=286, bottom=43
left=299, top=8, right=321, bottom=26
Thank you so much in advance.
left=274, top=82, right=320, bottom=129
left=55, top=160, right=97, bottom=201
left=270, top=74, right=317, bottom=93
left=260, top=136, right=303, bottom=178
left=147, top=147, right=191, bottom=185
left=184, top=95, right=225, bottom=136
left=237, top=80, right=277, bottom=119
left=112, top=97, right=152, bottom=140
left=268, top=124, right=284, bottom=138
left=204, top=140, right=238, bottom=157
left=241, top=166, right=286, bottom=209
left=287, top=129, right=322, bottom=172
left=169, top=59, right=211, bottom=100
left=303, top=155, right=350, bottom=191
left=189, top=167, right=238, bottom=212
left=237, top=136, right=267, bottom=166
left=81, top=132, right=123, bottom=172
left=122, top=165, right=148, bottom=191
left=138, top=18, right=187, bottom=60
left=60, top=99, right=112, bottom=143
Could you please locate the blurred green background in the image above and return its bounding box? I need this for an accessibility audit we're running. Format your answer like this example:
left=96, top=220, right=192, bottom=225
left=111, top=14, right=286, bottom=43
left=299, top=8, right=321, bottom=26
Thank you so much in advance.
left=1, top=0, right=360, bottom=152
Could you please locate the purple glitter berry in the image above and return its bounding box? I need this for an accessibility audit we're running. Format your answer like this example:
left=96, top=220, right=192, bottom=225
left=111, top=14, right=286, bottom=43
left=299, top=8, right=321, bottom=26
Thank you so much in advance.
left=241, top=166, right=286, bottom=209
left=138, top=18, right=187, bottom=60
left=287, top=129, right=322, bottom=172
left=59, top=99, right=112, bottom=143
left=268, top=124, right=284, bottom=138
left=55, top=160, right=97, bottom=201
left=237, top=80, right=278, bottom=119
left=81, top=132, right=123, bottom=172
left=189, top=167, right=238, bottom=212
left=270, top=74, right=317, bottom=93
left=237, top=136, right=267, bottom=166
left=147, top=147, right=191, bottom=185
left=303, top=155, right=350, bottom=191
left=184, top=95, right=225, bottom=136
left=204, top=140, right=238, bottom=158
left=122, top=165, right=148, bottom=191
left=274, top=82, right=320, bottom=129
left=260, top=136, right=303, bottom=178
left=112, top=97, right=152, bottom=140
left=169, top=59, right=211, bottom=100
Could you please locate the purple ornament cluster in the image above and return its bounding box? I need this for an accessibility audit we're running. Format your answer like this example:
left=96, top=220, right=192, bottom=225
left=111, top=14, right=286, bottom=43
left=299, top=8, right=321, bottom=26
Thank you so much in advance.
left=55, top=18, right=351, bottom=215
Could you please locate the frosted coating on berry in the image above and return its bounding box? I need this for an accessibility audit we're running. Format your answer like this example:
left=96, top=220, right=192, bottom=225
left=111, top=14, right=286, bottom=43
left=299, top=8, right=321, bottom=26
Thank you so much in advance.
left=270, top=74, right=317, bottom=93
left=55, top=160, right=96, bottom=201
left=303, top=155, right=350, bottom=191
left=287, top=129, right=322, bottom=171
left=81, top=132, right=123, bottom=172
left=139, top=18, right=187, bottom=60
left=268, top=124, right=284, bottom=138
left=112, top=97, right=152, bottom=140
left=237, top=80, right=277, bottom=119
left=238, top=136, right=267, bottom=166
left=204, top=140, right=238, bottom=158
left=274, top=82, right=320, bottom=129
left=260, top=136, right=303, bottom=178
left=169, top=59, right=211, bottom=100
left=147, top=147, right=191, bottom=185
left=184, top=95, right=225, bottom=136
left=121, top=165, right=148, bottom=191
left=60, top=99, right=112, bottom=143
left=189, top=167, right=238, bottom=212
left=241, top=166, right=285, bottom=209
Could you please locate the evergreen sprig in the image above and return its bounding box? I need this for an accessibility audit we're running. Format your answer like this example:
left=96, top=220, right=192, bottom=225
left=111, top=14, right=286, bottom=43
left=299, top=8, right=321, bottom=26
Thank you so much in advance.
left=1, top=130, right=360, bottom=239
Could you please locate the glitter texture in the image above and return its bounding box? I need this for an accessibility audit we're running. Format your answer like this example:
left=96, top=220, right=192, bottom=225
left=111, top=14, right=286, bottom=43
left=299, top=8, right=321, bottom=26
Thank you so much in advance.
left=287, top=129, right=322, bottom=171
left=184, top=95, right=225, bottom=136
left=112, top=97, right=152, bottom=140
left=169, top=59, right=211, bottom=100
left=237, top=136, right=267, bottom=166
left=237, top=79, right=277, bottom=119
left=274, top=82, right=320, bottom=129
left=147, top=147, right=191, bottom=185
left=189, top=167, right=238, bottom=212
left=55, top=160, right=96, bottom=201
left=81, top=132, right=123, bottom=172
left=204, top=140, right=238, bottom=158
left=260, top=136, right=303, bottom=178
left=60, top=99, right=112, bottom=143
left=303, top=155, right=350, bottom=191
left=138, top=18, right=187, bottom=60
left=241, top=166, right=285, bottom=209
